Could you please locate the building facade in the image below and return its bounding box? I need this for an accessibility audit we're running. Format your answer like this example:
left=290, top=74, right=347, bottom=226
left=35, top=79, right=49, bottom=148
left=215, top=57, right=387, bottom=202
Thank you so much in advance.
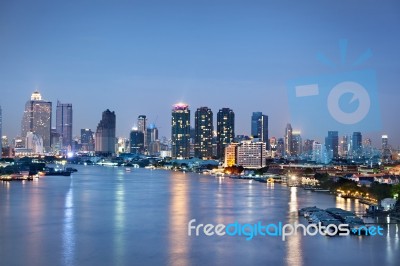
left=217, top=108, right=235, bottom=159
left=251, top=112, right=268, bottom=146
left=284, top=123, right=293, bottom=157
left=325, top=131, right=339, bottom=159
left=21, top=91, right=52, bottom=152
left=171, top=103, right=191, bottom=158
left=194, top=107, right=213, bottom=159
left=237, top=140, right=267, bottom=169
left=130, top=128, right=145, bottom=154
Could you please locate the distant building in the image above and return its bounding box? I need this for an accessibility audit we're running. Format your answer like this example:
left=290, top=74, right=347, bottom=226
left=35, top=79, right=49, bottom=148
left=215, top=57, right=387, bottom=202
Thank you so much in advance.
left=21, top=91, right=52, bottom=152
left=251, top=112, right=268, bottom=147
left=146, top=123, right=160, bottom=155
left=81, top=129, right=95, bottom=152
left=171, top=103, right=191, bottom=158
left=26, top=132, right=43, bottom=154
left=303, top=139, right=314, bottom=159
left=276, top=138, right=285, bottom=157
left=291, top=131, right=302, bottom=156
left=382, top=135, right=391, bottom=161
left=194, top=107, right=213, bottom=159
left=217, top=108, right=235, bottom=159
left=325, top=131, right=339, bottom=159
left=237, top=139, right=267, bottom=169
left=284, top=123, right=293, bottom=156
left=95, top=109, right=116, bottom=155
left=269, top=137, right=277, bottom=157
left=339, top=136, right=349, bottom=158
left=130, top=128, right=144, bottom=154
left=56, top=101, right=73, bottom=150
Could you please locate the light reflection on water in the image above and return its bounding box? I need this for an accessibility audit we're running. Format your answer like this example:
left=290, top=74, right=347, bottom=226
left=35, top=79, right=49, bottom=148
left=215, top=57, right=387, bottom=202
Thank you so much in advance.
left=286, top=187, right=303, bottom=266
left=62, top=179, right=75, bottom=266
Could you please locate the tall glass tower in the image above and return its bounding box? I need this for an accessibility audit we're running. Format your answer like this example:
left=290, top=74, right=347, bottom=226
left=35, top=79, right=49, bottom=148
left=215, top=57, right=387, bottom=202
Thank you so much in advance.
left=217, top=108, right=235, bottom=159
left=325, top=131, right=339, bottom=159
left=251, top=112, right=268, bottom=145
left=171, top=103, right=190, bottom=159
left=56, top=101, right=73, bottom=150
left=194, top=107, right=213, bottom=159
left=95, top=109, right=116, bottom=155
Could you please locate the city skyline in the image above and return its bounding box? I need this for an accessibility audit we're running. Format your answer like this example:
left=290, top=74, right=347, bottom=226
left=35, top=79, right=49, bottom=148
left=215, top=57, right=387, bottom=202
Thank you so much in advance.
left=0, top=1, right=399, bottom=147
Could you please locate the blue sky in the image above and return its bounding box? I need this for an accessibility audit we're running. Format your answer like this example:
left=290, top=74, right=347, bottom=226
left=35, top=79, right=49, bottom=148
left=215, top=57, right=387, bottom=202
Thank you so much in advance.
left=0, top=0, right=399, bottom=146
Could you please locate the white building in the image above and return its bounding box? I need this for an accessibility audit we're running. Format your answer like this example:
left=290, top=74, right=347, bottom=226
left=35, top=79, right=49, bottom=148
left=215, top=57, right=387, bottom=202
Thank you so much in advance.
left=237, top=139, right=267, bottom=169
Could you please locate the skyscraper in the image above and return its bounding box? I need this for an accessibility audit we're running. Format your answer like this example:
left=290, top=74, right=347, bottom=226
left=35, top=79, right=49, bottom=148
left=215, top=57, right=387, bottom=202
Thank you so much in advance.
left=147, top=124, right=160, bottom=155
left=325, top=131, right=339, bottom=159
left=217, top=108, right=235, bottom=159
left=95, top=109, right=116, bottom=155
left=130, top=128, right=145, bottom=154
left=171, top=103, right=191, bottom=158
left=251, top=112, right=268, bottom=146
left=137, top=115, right=147, bottom=149
left=291, top=131, right=302, bottom=156
left=382, top=135, right=391, bottom=161
left=0, top=106, right=2, bottom=159
left=194, top=107, right=213, bottom=159
left=284, top=123, right=293, bottom=156
left=56, top=101, right=73, bottom=150
left=352, top=132, right=362, bottom=157
left=21, top=91, right=52, bottom=152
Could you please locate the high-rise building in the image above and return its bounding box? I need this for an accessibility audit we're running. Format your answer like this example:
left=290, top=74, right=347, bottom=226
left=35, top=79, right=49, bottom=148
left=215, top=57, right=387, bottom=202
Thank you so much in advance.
left=217, top=108, right=235, bottom=159
left=251, top=112, right=268, bottom=145
left=291, top=131, right=302, bottom=156
left=352, top=132, right=362, bottom=157
left=130, top=128, right=145, bottom=154
left=224, top=142, right=238, bottom=167
left=56, top=101, right=73, bottom=150
left=339, top=136, right=349, bottom=158
left=237, top=140, right=267, bottom=168
left=171, top=103, right=191, bottom=158
left=95, top=109, right=116, bottom=155
left=284, top=123, right=293, bottom=156
left=21, top=91, right=52, bottom=152
left=382, top=135, right=391, bottom=161
left=303, top=139, right=314, bottom=159
left=0, top=106, right=2, bottom=159
left=81, top=129, right=95, bottom=152
left=276, top=138, right=285, bottom=157
left=146, top=124, right=159, bottom=155
left=137, top=115, right=147, bottom=149
left=269, top=137, right=277, bottom=157
left=325, top=131, right=339, bottom=159
left=194, top=107, right=213, bottom=159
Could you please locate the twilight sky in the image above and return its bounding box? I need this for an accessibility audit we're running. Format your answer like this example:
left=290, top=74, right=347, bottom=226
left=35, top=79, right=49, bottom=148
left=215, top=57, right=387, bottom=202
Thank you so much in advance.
left=0, top=0, right=399, bottom=147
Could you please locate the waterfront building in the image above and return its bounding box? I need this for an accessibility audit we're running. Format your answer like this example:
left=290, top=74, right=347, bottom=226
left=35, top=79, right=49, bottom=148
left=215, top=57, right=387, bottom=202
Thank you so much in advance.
left=237, top=139, right=267, bottom=168
left=171, top=103, right=190, bottom=159
left=251, top=112, right=268, bottom=147
left=21, top=91, right=52, bottom=152
left=194, top=107, right=213, bottom=159
left=217, top=108, right=235, bottom=159
left=56, top=101, right=73, bottom=150
left=224, top=142, right=238, bottom=167
left=137, top=115, right=147, bottom=149
left=95, top=109, right=116, bottom=155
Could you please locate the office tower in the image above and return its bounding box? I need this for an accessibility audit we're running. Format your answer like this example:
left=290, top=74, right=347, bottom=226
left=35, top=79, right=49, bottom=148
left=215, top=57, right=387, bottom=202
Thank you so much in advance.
left=303, top=139, right=314, bottom=159
left=291, top=131, right=302, bottom=156
left=325, top=131, right=339, bottom=159
left=21, top=91, right=52, bottom=152
left=130, top=128, right=145, bottom=154
left=352, top=132, right=362, bottom=157
left=81, top=129, right=95, bottom=152
left=171, top=103, right=191, bottom=158
left=312, top=142, right=324, bottom=163
left=237, top=140, right=267, bottom=168
left=284, top=123, right=293, bottom=156
left=217, top=108, right=235, bottom=159
left=0, top=106, right=2, bottom=159
left=269, top=137, right=277, bottom=157
left=147, top=124, right=159, bottom=155
left=194, top=107, right=213, bottom=159
left=95, top=109, right=116, bottom=155
left=137, top=115, right=147, bottom=148
left=251, top=112, right=268, bottom=146
left=56, top=101, right=73, bottom=150
left=26, top=132, right=43, bottom=154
